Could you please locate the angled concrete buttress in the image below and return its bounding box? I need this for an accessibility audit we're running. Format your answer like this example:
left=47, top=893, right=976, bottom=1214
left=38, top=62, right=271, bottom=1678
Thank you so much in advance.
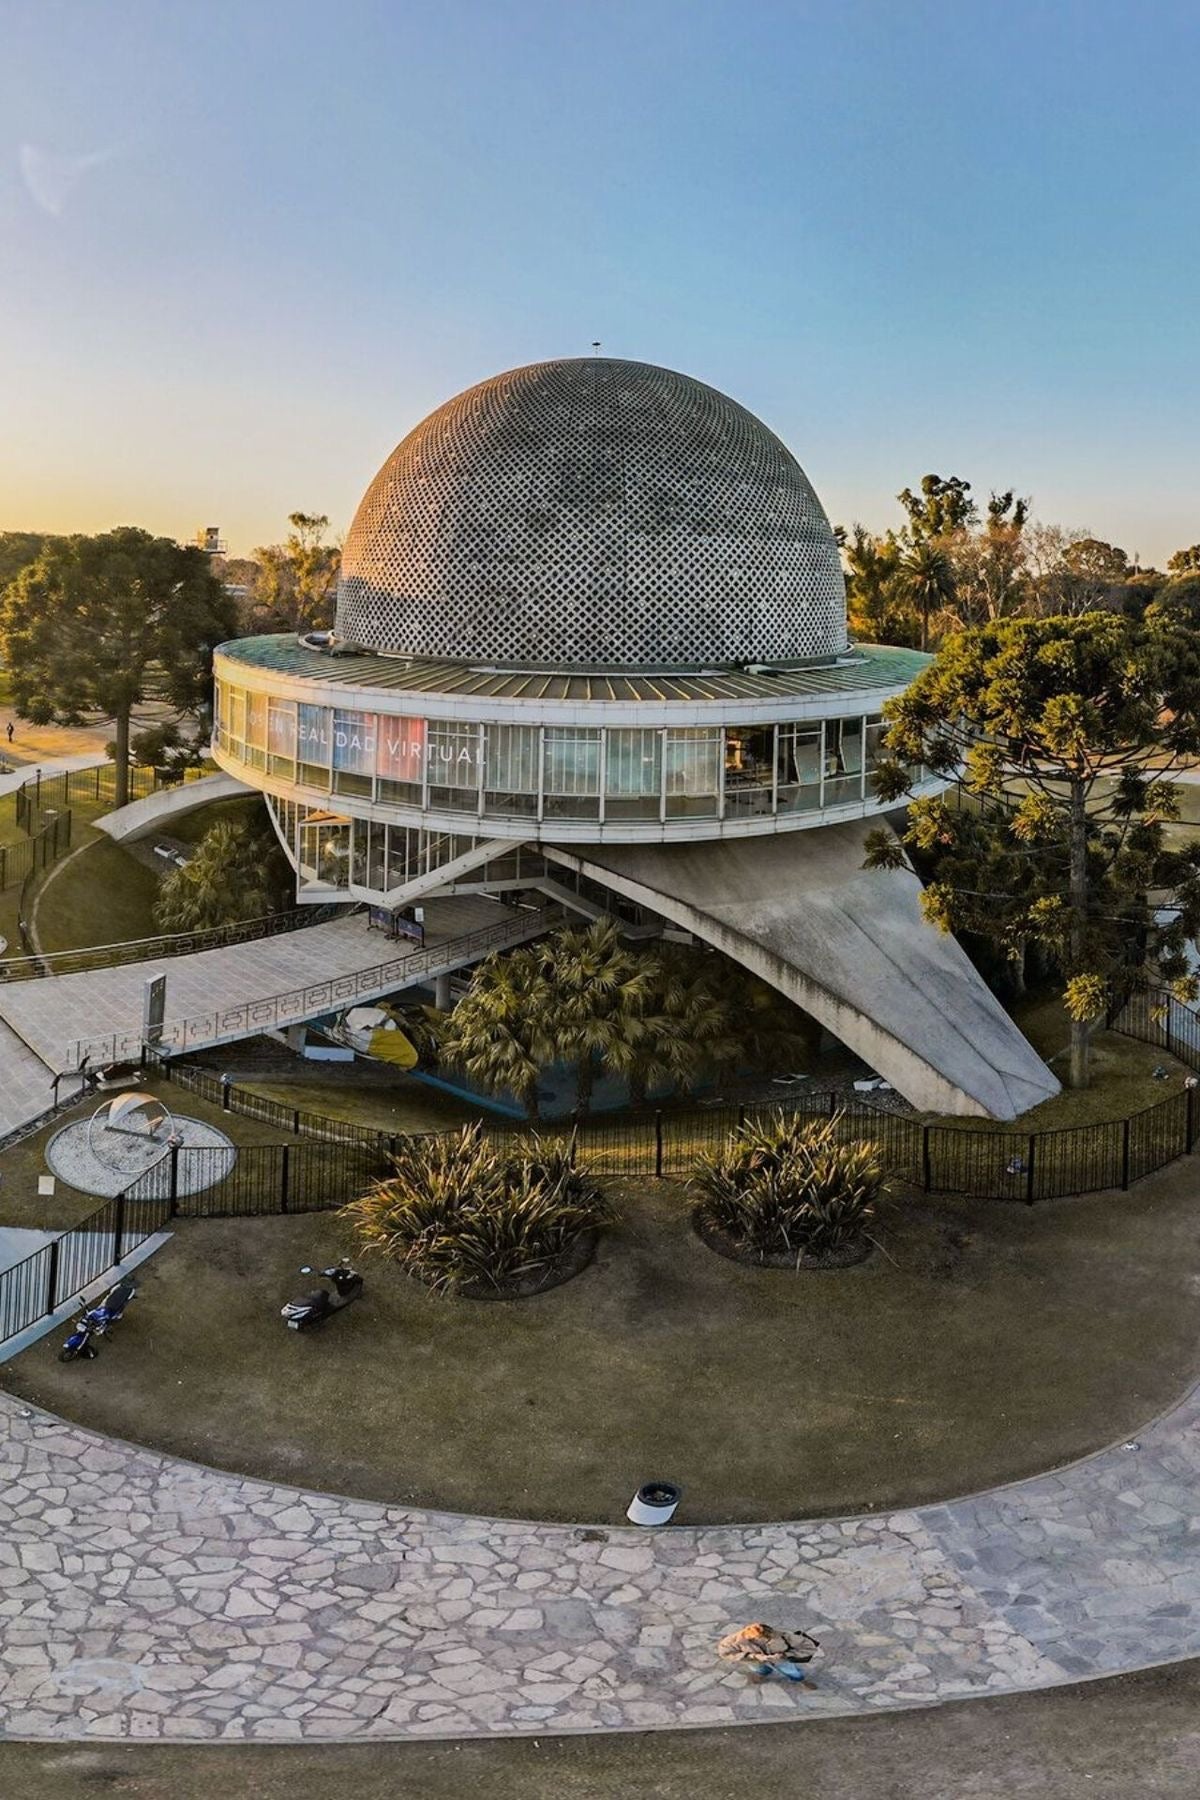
left=545, top=824, right=1059, bottom=1121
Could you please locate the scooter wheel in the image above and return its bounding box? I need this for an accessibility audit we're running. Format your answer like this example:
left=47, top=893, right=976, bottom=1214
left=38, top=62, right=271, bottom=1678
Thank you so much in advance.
left=58, top=1344, right=82, bottom=1363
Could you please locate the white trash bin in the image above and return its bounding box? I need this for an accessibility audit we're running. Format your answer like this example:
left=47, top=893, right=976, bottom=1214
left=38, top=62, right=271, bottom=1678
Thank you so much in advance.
left=626, top=1481, right=682, bottom=1526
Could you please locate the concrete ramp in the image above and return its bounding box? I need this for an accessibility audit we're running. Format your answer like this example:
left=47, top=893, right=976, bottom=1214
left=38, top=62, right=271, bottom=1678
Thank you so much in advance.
left=94, top=771, right=252, bottom=844
left=546, top=825, right=1058, bottom=1120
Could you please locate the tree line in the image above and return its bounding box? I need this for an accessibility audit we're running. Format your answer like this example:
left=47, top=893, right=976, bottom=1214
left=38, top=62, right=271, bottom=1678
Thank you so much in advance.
left=840, top=471, right=1200, bottom=652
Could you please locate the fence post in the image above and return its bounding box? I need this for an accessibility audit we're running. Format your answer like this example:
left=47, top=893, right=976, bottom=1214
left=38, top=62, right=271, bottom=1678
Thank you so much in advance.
left=1025, top=1134, right=1036, bottom=1207
left=293, top=1108, right=301, bottom=1137
left=1189, top=1084, right=1197, bottom=1154
left=1121, top=1116, right=1131, bottom=1191
left=828, top=1090, right=838, bottom=1118
left=654, top=1109, right=664, bottom=1178
left=44, top=1238, right=60, bottom=1315
left=280, top=1145, right=290, bottom=1214
left=169, top=1145, right=180, bottom=1219
left=921, top=1124, right=932, bottom=1193
left=221, top=1074, right=232, bottom=1111
left=112, top=1192, right=126, bottom=1265
left=736, top=1105, right=746, bottom=1130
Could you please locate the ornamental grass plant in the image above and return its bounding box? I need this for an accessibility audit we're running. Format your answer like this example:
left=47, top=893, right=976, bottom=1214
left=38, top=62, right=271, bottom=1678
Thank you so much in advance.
left=341, top=1126, right=614, bottom=1295
left=691, top=1111, right=884, bottom=1266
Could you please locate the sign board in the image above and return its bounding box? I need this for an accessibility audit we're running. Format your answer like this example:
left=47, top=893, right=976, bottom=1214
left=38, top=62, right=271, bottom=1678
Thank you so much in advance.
left=142, top=973, right=167, bottom=1047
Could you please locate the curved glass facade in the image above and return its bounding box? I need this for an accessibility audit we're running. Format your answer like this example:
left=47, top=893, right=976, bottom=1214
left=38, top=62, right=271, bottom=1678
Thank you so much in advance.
left=215, top=676, right=899, bottom=830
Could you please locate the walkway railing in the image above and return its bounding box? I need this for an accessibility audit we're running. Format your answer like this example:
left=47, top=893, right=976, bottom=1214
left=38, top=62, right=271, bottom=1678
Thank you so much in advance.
left=66, top=906, right=557, bottom=1068
left=0, top=902, right=352, bottom=981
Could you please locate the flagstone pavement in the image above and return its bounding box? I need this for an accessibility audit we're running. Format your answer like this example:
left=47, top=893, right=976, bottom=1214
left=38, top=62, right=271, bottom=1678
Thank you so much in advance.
left=2, top=1365, right=1200, bottom=1744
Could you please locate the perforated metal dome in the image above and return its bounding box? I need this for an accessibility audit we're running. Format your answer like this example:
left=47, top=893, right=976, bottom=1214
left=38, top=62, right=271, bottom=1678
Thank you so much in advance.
left=335, top=357, right=847, bottom=669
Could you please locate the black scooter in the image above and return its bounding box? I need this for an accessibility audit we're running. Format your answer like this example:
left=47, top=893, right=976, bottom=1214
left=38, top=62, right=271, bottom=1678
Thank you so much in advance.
left=280, top=1262, right=363, bottom=1331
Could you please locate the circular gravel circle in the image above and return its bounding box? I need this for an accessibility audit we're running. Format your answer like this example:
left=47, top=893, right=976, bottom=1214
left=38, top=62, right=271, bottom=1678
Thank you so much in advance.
left=46, top=1114, right=237, bottom=1199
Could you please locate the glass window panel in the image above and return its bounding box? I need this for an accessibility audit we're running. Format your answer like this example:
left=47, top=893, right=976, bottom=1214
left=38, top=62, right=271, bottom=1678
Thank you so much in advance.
left=376, top=716, right=426, bottom=785
left=427, top=724, right=480, bottom=791
left=665, top=729, right=721, bottom=817
left=777, top=722, right=823, bottom=813
left=267, top=700, right=297, bottom=760
left=297, top=704, right=332, bottom=769
left=544, top=728, right=600, bottom=795
left=332, top=710, right=377, bottom=776
left=724, top=725, right=774, bottom=816
left=832, top=716, right=864, bottom=775
left=485, top=724, right=539, bottom=793
left=298, top=817, right=350, bottom=889
left=606, top=728, right=662, bottom=796
left=245, top=693, right=268, bottom=750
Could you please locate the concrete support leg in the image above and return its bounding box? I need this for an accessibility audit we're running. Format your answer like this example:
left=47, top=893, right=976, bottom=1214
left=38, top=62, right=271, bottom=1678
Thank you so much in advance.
left=283, top=1025, right=308, bottom=1054
left=434, top=972, right=453, bottom=1011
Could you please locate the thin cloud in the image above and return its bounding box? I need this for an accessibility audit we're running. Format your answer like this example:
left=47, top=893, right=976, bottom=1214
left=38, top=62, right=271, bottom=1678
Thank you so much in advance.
left=19, top=143, right=118, bottom=216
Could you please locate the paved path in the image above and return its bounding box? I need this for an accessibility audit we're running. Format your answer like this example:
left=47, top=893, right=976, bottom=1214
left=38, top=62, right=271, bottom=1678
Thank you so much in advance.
left=1, top=1366, right=1199, bottom=1743
left=0, top=896, right=547, bottom=1072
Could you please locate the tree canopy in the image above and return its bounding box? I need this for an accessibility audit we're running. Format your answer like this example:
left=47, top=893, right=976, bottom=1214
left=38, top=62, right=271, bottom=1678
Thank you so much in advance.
left=868, top=612, right=1200, bottom=1088
left=153, top=810, right=293, bottom=933
left=246, top=512, right=340, bottom=633
left=0, top=527, right=236, bottom=805
left=438, top=921, right=814, bottom=1118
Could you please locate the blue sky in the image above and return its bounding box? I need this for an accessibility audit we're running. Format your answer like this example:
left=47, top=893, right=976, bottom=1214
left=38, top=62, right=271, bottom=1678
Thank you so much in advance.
left=1, top=0, right=1197, bottom=564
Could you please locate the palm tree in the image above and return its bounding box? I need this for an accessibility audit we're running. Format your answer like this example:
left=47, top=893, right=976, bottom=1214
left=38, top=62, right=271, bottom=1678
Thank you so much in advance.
left=900, top=538, right=956, bottom=652
left=153, top=817, right=291, bottom=932
left=437, top=945, right=553, bottom=1118
left=544, top=920, right=656, bottom=1116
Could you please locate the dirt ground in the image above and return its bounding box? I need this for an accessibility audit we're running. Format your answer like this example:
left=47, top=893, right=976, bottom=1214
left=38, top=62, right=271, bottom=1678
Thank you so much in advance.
left=6, top=1150, right=1200, bottom=1524
left=2, top=1660, right=1198, bottom=1799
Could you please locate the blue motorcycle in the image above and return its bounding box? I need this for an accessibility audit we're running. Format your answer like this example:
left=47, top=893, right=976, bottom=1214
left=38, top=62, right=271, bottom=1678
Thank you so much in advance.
left=58, top=1275, right=138, bottom=1362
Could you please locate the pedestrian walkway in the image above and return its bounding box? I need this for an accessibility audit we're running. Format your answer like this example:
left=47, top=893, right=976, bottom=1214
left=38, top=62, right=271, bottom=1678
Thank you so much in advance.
left=0, top=750, right=108, bottom=802
left=0, top=1366, right=1199, bottom=1743
left=0, top=1019, right=59, bottom=1139
left=0, top=896, right=552, bottom=1073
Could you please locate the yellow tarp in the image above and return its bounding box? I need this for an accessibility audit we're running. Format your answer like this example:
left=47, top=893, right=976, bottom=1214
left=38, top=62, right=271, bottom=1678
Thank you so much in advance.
left=366, top=1026, right=418, bottom=1069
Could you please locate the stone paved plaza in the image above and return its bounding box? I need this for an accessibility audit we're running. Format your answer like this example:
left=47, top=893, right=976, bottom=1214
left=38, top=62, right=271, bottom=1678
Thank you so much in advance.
left=1, top=1367, right=1199, bottom=1744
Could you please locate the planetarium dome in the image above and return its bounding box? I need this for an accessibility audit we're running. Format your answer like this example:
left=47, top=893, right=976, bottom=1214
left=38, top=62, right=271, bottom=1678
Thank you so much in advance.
left=335, top=357, right=848, bottom=670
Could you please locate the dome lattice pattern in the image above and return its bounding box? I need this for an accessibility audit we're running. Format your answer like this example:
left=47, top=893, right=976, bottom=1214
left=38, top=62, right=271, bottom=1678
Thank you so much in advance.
left=336, top=358, right=847, bottom=669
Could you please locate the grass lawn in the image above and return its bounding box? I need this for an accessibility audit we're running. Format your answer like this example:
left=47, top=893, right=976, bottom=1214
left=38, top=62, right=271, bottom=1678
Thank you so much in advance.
left=5, top=1150, right=1200, bottom=1524
left=27, top=793, right=274, bottom=954
left=32, top=836, right=163, bottom=952
left=0, top=1661, right=1197, bottom=1800
left=239, top=1074, right=493, bottom=1135
left=925, top=993, right=1192, bottom=1132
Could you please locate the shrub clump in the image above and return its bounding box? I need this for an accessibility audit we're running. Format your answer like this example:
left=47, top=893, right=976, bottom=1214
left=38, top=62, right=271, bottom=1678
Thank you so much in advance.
left=691, top=1111, right=884, bottom=1268
left=341, top=1127, right=615, bottom=1297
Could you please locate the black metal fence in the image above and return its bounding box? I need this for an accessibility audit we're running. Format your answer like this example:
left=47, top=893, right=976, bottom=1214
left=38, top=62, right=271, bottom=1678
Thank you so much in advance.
left=121, top=1137, right=388, bottom=1219
left=13, top=760, right=206, bottom=824
left=161, top=996, right=1200, bottom=1204
left=0, top=1187, right=172, bottom=1345
left=0, top=1135, right=390, bottom=1347
left=0, top=806, right=72, bottom=894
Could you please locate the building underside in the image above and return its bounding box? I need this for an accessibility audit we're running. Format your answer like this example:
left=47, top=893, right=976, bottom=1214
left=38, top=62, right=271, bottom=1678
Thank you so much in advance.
left=256, top=812, right=1055, bottom=1121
